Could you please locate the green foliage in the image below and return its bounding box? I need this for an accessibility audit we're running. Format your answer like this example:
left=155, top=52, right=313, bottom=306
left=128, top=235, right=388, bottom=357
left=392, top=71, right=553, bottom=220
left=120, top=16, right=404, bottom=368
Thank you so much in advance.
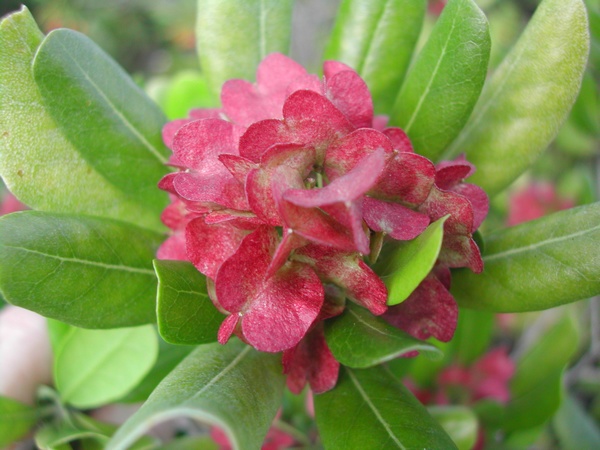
left=54, top=325, right=158, bottom=409
left=35, top=412, right=155, bottom=450
left=428, top=406, right=478, bottom=450
left=390, top=0, right=491, bottom=161
left=196, top=0, right=294, bottom=99
left=502, top=311, right=580, bottom=432
left=0, top=8, right=168, bottom=232
left=324, top=0, right=426, bottom=113
left=120, top=338, right=195, bottom=403
left=0, top=211, right=162, bottom=327
left=108, top=340, right=284, bottom=450
left=314, top=366, right=457, bottom=449
left=445, top=0, right=590, bottom=197
left=376, top=216, right=447, bottom=306
left=0, top=396, right=38, bottom=448
left=32, top=29, right=170, bottom=232
left=453, top=203, right=600, bottom=312
left=324, top=303, right=441, bottom=368
left=553, top=391, right=600, bottom=449
left=452, top=308, right=495, bottom=365
left=155, top=260, right=223, bottom=345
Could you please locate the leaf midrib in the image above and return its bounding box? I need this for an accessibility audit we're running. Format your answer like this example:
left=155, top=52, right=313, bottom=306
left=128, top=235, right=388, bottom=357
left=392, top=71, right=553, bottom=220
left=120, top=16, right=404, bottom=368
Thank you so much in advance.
left=50, top=35, right=167, bottom=165
left=403, top=3, right=460, bottom=132
left=3, top=244, right=155, bottom=275
left=347, top=368, right=405, bottom=449
left=484, top=223, right=600, bottom=262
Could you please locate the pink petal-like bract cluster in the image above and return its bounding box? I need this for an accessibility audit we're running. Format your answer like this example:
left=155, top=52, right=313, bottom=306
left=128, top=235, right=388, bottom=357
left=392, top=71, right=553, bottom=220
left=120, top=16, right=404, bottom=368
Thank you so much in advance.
left=158, top=53, right=488, bottom=394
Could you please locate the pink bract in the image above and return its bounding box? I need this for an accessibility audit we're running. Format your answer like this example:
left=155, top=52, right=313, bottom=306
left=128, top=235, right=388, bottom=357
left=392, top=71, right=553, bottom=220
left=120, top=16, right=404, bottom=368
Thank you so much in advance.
left=157, top=52, right=488, bottom=394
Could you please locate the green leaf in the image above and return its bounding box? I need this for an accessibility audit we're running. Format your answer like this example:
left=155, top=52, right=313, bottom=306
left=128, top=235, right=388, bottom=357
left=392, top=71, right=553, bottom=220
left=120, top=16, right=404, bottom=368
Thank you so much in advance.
left=107, top=340, right=284, bottom=450
left=324, top=0, right=426, bottom=113
left=0, top=211, right=163, bottom=328
left=314, top=366, right=457, bottom=449
left=389, top=0, right=490, bottom=161
left=161, top=436, right=219, bottom=450
left=0, top=8, right=168, bottom=232
left=162, top=71, right=217, bottom=120
left=196, top=0, right=294, bottom=98
left=35, top=422, right=109, bottom=450
left=120, top=337, right=195, bottom=403
left=502, top=311, right=579, bottom=431
left=452, top=308, right=495, bottom=365
left=155, top=260, right=223, bottom=345
left=376, top=216, right=447, bottom=306
left=324, top=303, right=441, bottom=368
left=35, top=412, right=156, bottom=450
left=54, top=325, right=158, bottom=409
left=32, top=29, right=169, bottom=232
left=444, top=0, right=590, bottom=197
left=0, top=396, right=38, bottom=448
left=453, top=203, right=600, bottom=312
left=553, top=391, right=600, bottom=450
left=428, top=406, right=478, bottom=450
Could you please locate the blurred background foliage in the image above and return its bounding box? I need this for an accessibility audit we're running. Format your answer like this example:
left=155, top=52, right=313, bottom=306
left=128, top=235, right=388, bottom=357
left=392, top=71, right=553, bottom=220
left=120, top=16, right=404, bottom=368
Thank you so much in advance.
left=0, top=0, right=598, bottom=448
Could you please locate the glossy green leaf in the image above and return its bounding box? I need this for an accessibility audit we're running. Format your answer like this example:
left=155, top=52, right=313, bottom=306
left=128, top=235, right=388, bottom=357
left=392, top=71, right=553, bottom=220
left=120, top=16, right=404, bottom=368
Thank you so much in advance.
left=120, top=337, right=194, bottom=403
left=0, top=211, right=163, bottom=328
left=32, top=28, right=169, bottom=232
left=54, top=325, right=158, bottom=409
left=553, top=391, right=600, bottom=449
left=453, top=203, right=600, bottom=312
left=502, top=312, right=579, bottom=431
left=390, top=0, right=490, bottom=160
left=0, top=8, right=168, bottom=232
left=0, top=396, right=38, bottom=448
left=196, top=0, right=294, bottom=98
left=428, top=406, right=478, bottom=450
left=324, top=303, right=441, bottom=368
left=377, top=216, right=447, bottom=306
left=314, top=366, right=457, bottom=449
left=107, top=340, right=284, bottom=450
left=155, top=260, right=223, bottom=345
left=324, top=0, right=426, bottom=113
left=444, top=0, right=590, bottom=196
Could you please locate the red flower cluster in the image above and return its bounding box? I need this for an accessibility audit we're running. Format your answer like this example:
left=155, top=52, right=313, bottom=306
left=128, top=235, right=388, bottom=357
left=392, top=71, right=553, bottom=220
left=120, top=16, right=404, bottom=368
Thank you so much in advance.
left=158, top=54, right=488, bottom=393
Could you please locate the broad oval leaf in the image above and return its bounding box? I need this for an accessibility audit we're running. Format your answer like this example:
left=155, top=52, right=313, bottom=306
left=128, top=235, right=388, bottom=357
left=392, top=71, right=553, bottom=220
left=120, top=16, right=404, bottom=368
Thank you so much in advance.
left=314, top=366, right=457, bottom=449
left=196, top=0, right=294, bottom=98
left=54, top=325, right=158, bottom=409
left=32, top=28, right=169, bottom=232
left=324, top=0, right=426, bottom=113
left=390, top=0, right=490, bottom=161
left=0, top=396, right=38, bottom=448
left=377, top=216, right=447, bottom=306
left=324, top=303, right=441, bottom=368
left=0, top=211, right=163, bottom=328
left=155, top=259, right=223, bottom=345
left=453, top=203, right=600, bottom=312
left=444, top=0, right=590, bottom=196
left=0, top=8, right=167, bottom=232
left=428, top=406, right=478, bottom=450
left=107, top=340, right=284, bottom=450
left=502, top=311, right=579, bottom=431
